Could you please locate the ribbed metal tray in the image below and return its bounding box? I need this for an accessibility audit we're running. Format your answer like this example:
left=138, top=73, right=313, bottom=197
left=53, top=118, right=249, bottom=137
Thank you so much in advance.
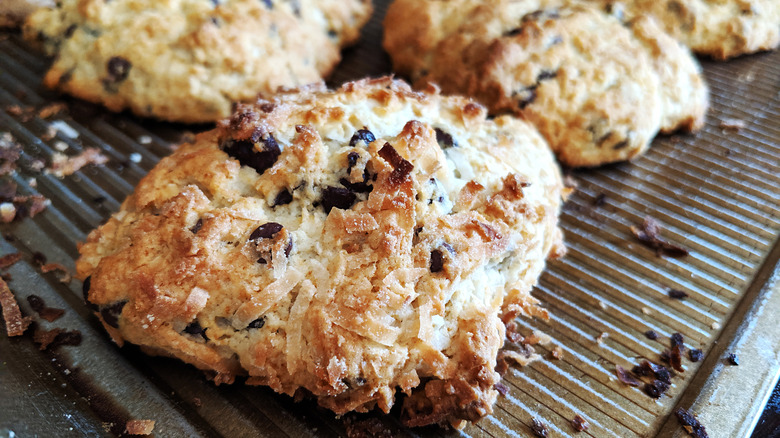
left=1, top=1, right=778, bottom=436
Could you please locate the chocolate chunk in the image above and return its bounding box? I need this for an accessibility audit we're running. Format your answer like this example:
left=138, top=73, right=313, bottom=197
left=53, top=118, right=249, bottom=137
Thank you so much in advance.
left=537, top=70, right=558, bottom=81
left=726, top=353, right=739, bottom=365
left=339, top=177, right=372, bottom=194
left=671, top=344, right=685, bottom=372
left=184, top=321, right=208, bottom=340
left=430, top=249, right=444, bottom=273
left=516, top=85, right=538, bottom=109
left=346, top=151, right=360, bottom=172
left=632, top=360, right=671, bottom=384
left=349, top=129, right=376, bottom=147
left=250, top=222, right=283, bottom=240
left=27, top=295, right=65, bottom=322
left=273, top=189, right=293, bottom=206
left=32, top=251, right=47, bottom=266
left=321, top=186, right=357, bottom=213
left=248, top=317, right=265, bottom=329
left=616, top=365, right=642, bottom=387
left=82, top=276, right=98, bottom=311
left=644, top=379, right=670, bottom=398
left=675, top=407, right=709, bottom=438
left=284, top=239, right=293, bottom=257
left=645, top=330, right=659, bottom=340
left=190, top=219, right=203, bottom=234
left=378, top=143, right=414, bottom=184
left=612, top=140, right=630, bottom=150
left=222, top=133, right=281, bottom=175
left=571, top=414, right=589, bottom=432
left=34, top=327, right=82, bottom=350
left=630, top=216, right=689, bottom=257
left=100, top=301, right=127, bottom=328
left=531, top=418, right=549, bottom=437
left=106, top=56, right=131, bottom=83
left=689, top=349, right=703, bottom=362
left=670, top=332, right=684, bottom=348
left=259, top=103, right=275, bottom=113
left=434, top=128, right=456, bottom=149
left=668, top=289, right=689, bottom=299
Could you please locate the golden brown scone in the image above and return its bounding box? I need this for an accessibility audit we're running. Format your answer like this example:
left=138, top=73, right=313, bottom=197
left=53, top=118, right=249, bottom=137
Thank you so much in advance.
left=593, top=0, right=780, bottom=60
left=22, top=0, right=372, bottom=123
left=0, top=0, right=53, bottom=27
left=76, top=78, right=565, bottom=428
left=385, top=0, right=709, bottom=167
left=626, top=15, right=709, bottom=133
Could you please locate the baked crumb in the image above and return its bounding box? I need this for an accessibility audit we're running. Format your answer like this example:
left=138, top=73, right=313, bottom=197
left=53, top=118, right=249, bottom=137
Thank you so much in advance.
left=719, top=118, right=746, bottom=131
left=0, top=277, right=31, bottom=336
left=125, top=420, right=156, bottom=436
left=48, top=148, right=109, bottom=177
left=571, top=414, right=589, bottom=432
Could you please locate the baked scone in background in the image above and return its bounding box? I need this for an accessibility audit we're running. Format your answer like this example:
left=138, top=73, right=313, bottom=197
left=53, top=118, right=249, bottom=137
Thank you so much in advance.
left=76, top=78, right=566, bottom=428
left=0, top=0, right=53, bottom=27
left=23, top=0, right=372, bottom=123
left=383, top=0, right=709, bottom=168
left=592, top=0, right=780, bottom=60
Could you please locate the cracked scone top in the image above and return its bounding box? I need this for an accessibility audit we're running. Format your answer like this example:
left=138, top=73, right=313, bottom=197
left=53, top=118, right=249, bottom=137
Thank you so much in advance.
left=76, top=78, right=565, bottom=428
left=23, top=0, right=372, bottom=123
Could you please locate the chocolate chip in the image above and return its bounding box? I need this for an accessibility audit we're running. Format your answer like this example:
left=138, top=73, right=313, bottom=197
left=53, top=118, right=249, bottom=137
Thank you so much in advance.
left=612, top=140, right=630, bottom=150
left=321, top=186, right=357, bottom=213
left=349, top=129, right=376, bottom=147
left=593, top=193, right=607, bottom=206
left=273, top=189, right=293, bottom=206
left=668, top=289, right=689, bottom=299
left=516, top=85, right=538, bottom=109
left=106, top=56, right=131, bottom=82
left=505, top=27, right=523, bottom=37
left=346, top=151, right=360, bottom=172
left=531, top=418, right=549, bottom=437
left=537, top=70, right=558, bottom=81
left=190, top=219, right=203, bottom=234
left=250, top=222, right=283, bottom=240
left=674, top=407, right=709, bottom=438
left=726, top=353, right=739, bottom=365
left=670, top=332, right=684, bottom=348
left=339, top=177, right=372, bottom=193
left=248, top=317, right=265, bottom=329
left=378, top=143, right=414, bottom=184
left=184, top=321, right=208, bottom=340
left=571, top=415, right=589, bottom=432
left=434, top=128, right=456, bottom=149
left=100, top=300, right=127, bottom=328
left=284, top=239, right=293, bottom=257
left=645, top=330, right=659, bottom=340
left=222, top=133, right=281, bottom=175
left=32, top=251, right=47, bottom=266
left=644, top=380, right=670, bottom=398
left=82, top=276, right=98, bottom=311
left=430, top=249, right=444, bottom=273
left=689, top=349, right=703, bottom=362
left=259, top=103, right=275, bottom=113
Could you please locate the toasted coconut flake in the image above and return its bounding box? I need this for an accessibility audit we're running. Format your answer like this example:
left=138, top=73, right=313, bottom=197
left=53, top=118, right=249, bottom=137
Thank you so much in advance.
left=0, top=277, right=31, bottom=336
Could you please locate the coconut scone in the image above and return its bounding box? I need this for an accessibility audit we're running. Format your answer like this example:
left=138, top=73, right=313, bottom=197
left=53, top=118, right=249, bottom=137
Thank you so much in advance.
left=592, top=0, right=780, bottom=60
left=76, top=78, right=565, bottom=428
left=385, top=0, right=709, bottom=167
left=0, top=0, right=53, bottom=27
left=22, top=0, right=372, bottom=123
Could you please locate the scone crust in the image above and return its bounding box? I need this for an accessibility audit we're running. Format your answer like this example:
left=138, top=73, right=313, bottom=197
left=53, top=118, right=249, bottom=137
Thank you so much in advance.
left=23, top=0, right=372, bottom=123
left=418, top=2, right=664, bottom=167
left=594, top=0, right=780, bottom=59
left=76, top=78, right=564, bottom=428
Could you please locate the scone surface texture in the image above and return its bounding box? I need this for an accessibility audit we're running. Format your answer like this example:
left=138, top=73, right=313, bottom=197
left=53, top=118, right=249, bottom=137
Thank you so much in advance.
left=23, top=0, right=372, bottom=123
left=384, top=0, right=709, bottom=167
left=76, top=78, right=565, bottom=428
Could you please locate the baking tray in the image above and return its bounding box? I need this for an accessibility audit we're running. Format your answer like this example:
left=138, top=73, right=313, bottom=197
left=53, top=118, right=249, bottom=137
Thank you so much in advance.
left=0, top=1, right=778, bottom=436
